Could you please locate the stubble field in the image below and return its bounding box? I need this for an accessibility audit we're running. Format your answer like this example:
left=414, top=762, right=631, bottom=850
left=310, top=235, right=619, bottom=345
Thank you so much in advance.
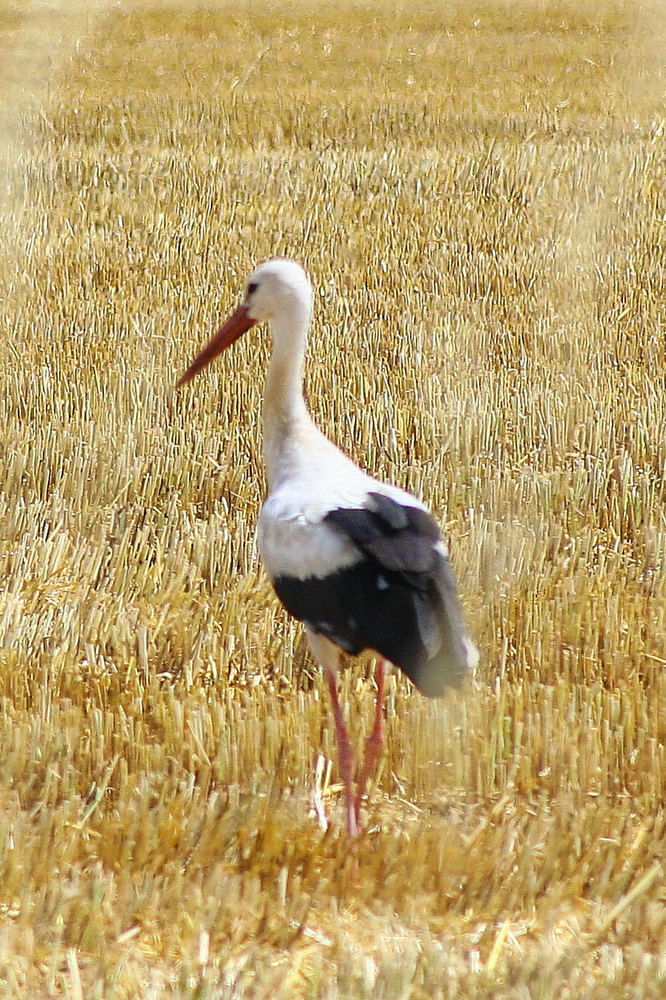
left=0, top=0, right=665, bottom=996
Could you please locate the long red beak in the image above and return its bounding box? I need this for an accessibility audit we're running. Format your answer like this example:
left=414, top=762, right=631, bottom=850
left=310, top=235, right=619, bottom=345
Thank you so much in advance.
left=176, top=304, right=257, bottom=387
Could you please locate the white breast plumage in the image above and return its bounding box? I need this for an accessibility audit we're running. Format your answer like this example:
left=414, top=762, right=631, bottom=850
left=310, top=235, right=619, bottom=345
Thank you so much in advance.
left=258, top=492, right=361, bottom=581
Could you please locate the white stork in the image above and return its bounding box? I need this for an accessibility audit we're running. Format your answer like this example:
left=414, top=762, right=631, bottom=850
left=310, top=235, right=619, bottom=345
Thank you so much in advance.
left=177, top=258, right=478, bottom=836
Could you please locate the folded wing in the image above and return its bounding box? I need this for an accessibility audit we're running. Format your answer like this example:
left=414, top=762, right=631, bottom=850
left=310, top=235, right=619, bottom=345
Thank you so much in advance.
left=272, top=491, right=475, bottom=696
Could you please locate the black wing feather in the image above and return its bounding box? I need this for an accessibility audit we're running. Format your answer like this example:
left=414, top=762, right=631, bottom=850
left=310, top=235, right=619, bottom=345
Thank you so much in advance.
left=273, top=492, right=472, bottom=695
left=324, top=492, right=440, bottom=574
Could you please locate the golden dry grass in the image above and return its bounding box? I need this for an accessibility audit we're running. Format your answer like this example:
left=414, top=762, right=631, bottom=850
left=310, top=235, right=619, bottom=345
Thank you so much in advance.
left=0, top=0, right=665, bottom=996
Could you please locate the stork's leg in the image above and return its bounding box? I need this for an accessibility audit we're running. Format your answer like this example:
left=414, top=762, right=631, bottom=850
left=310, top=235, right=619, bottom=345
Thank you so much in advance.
left=354, top=658, right=388, bottom=823
left=306, top=629, right=358, bottom=837
left=325, top=669, right=358, bottom=837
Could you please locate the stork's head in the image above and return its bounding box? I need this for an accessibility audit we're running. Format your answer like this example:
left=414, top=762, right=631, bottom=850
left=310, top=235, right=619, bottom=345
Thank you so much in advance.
left=176, top=258, right=313, bottom=387
left=244, top=258, right=313, bottom=325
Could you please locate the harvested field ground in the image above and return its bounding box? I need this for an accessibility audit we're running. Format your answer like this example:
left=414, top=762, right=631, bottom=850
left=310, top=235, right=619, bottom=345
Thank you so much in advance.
left=0, top=0, right=665, bottom=996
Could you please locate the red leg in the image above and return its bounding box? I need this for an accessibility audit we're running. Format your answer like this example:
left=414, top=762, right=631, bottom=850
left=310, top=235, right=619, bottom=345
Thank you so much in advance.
left=325, top=670, right=358, bottom=837
left=354, top=659, right=387, bottom=823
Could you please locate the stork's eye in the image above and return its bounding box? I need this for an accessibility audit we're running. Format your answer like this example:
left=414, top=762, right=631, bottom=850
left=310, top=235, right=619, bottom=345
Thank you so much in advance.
left=247, top=281, right=258, bottom=295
